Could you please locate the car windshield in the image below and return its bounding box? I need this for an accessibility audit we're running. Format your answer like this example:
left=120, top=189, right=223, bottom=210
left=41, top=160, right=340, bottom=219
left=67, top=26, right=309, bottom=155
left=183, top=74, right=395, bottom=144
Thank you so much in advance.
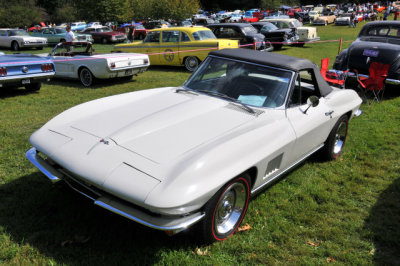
left=242, top=26, right=258, bottom=34
left=55, top=28, right=66, bottom=34
left=291, top=20, right=302, bottom=27
left=184, top=56, right=292, bottom=108
left=52, top=42, right=92, bottom=56
left=309, top=11, right=318, bottom=15
left=98, top=27, right=112, bottom=32
left=192, top=30, right=215, bottom=40
left=135, top=25, right=145, bottom=30
left=261, top=24, right=278, bottom=32
left=9, top=30, right=29, bottom=36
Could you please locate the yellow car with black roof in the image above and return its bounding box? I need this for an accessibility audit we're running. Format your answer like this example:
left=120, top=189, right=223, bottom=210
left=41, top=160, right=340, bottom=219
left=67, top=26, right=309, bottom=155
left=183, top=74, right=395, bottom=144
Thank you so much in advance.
left=113, top=27, right=239, bottom=71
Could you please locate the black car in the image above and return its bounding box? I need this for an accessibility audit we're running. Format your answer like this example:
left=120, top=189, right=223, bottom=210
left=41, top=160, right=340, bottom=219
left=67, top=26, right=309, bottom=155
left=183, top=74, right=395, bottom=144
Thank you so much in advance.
left=144, top=20, right=171, bottom=29
left=206, top=23, right=273, bottom=51
left=294, top=12, right=311, bottom=24
left=193, top=18, right=216, bottom=26
left=333, top=21, right=400, bottom=85
left=251, top=21, right=299, bottom=50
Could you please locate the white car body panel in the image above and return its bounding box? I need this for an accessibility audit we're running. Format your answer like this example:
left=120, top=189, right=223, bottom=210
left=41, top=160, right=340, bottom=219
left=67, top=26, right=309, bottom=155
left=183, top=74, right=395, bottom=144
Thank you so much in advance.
left=26, top=50, right=362, bottom=235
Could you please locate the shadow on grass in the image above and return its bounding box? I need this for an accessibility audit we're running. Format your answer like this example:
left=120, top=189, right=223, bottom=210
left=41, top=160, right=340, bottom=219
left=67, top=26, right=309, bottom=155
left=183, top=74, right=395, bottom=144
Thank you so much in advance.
left=0, top=86, right=39, bottom=98
left=364, top=177, right=400, bottom=264
left=0, top=173, right=198, bottom=264
left=49, top=77, right=139, bottom=89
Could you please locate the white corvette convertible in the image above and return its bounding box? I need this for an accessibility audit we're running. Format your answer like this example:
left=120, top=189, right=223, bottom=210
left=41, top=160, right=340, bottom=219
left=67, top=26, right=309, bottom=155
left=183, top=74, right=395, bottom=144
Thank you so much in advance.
left=46, top=42, right=149, bottom=86
left=26, top=49, right=362, bottom=243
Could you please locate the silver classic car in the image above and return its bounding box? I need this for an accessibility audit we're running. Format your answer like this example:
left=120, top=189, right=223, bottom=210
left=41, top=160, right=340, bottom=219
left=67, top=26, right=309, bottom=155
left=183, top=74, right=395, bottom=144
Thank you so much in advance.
left=0, top=28, right=47, bottom=51
left=26, top=49, right=362, bottom=243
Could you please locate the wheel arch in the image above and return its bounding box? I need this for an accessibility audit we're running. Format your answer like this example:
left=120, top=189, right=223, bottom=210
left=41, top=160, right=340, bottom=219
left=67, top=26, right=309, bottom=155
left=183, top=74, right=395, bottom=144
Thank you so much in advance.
left=77, top=65, right=96, bottom=79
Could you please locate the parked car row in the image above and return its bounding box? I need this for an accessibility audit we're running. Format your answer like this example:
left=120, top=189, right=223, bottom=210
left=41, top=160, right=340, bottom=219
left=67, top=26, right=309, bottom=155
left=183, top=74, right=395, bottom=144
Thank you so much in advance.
left=0, top=41, right=150, bottom=89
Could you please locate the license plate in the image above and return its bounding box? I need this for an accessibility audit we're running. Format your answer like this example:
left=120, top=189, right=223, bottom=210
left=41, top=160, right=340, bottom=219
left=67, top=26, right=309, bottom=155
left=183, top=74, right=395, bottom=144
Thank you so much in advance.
left=363, top=49, right=379, bottom=57
left=22, top=79, right=30, bottom=84
left=125, top=69, right=133, bottom=76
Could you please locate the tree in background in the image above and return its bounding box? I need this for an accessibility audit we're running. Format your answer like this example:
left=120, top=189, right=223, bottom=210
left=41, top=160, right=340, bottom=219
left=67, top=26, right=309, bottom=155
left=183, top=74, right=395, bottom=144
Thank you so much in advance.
left=126, top=0, right=199, bottom=21
left=0, top=0, right=42, bottom=28
left=54, top=4, right=78, bottom=23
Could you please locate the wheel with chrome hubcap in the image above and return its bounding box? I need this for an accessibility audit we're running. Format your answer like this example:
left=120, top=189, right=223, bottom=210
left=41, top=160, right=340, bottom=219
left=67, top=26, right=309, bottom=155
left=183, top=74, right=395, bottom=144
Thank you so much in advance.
left=322, top=115, right=348, bottom=160
left=199, top=174, right=251, bottom=243
left=184, top=56, right=199, bottom=72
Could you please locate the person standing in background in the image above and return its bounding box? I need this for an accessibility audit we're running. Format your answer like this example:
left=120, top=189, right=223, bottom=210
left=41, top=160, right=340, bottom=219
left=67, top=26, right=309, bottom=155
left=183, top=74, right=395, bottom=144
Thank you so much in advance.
left=65, top=25, right=75, bottom=42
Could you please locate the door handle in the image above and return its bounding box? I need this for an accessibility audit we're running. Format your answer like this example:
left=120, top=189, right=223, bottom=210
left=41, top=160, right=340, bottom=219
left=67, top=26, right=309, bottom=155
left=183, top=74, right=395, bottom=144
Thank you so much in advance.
left=325, top=110, right=334, bottom=118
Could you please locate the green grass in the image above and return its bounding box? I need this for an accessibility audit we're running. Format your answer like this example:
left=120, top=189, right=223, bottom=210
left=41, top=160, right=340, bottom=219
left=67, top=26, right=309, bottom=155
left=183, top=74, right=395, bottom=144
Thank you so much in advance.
left=1, top=20, right=400, bottom=265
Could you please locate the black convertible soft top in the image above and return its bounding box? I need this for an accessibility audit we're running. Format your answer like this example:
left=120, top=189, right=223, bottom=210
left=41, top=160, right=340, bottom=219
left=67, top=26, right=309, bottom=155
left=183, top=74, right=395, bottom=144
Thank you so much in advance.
left=209, top=48, right=333, bottom=96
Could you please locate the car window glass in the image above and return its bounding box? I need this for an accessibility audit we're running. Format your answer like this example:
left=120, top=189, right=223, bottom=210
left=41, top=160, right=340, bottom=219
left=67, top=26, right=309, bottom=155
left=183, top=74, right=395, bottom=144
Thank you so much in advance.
left=162, top=31, right=179, bottom=42
left=43, top=28, right=50, bottom=34
left=144, top=31, right=160, bottom=43
left=282, top=22, right=290, bottom=28
left=180, top=32, right=190, bottom=42
left=185, top=57, right=292, bottom=108
left=388, top=27, right=400, bottom=37
left=243, top=26, right=258, bottom=34
left=192, top=30, right=215, bottom=40
left=289, top=70, right=320, bottom=107
left=0, top=30, right=6, bottom=36
left=55, top=28, right=65, bottom=34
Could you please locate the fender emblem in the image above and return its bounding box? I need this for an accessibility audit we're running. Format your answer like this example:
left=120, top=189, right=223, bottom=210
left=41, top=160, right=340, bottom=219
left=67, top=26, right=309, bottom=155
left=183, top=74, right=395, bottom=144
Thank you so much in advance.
left=100, top=139, right=109, bottom=145
left=22, top=66, right=28, bottom=73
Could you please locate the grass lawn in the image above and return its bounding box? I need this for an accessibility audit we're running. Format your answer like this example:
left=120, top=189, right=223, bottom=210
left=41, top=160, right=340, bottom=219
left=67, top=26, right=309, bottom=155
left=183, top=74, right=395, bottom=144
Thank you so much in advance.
left=0, top=19, right=399, bottom=265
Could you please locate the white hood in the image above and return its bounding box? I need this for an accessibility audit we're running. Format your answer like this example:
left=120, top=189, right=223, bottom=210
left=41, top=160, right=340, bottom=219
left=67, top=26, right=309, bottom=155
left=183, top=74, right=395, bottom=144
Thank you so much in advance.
left=68, top=89, right=256, bottom=164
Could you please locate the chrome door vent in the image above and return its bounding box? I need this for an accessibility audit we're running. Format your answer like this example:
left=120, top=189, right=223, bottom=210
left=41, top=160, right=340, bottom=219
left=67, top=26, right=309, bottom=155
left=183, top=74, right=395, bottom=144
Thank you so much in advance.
left=264, top=153, right=283, bottom=179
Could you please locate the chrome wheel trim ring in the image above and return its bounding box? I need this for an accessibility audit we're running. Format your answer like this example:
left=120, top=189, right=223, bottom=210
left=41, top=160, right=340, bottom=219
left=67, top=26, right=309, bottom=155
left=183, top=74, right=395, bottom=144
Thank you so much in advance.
left=214, top=182, right=247, bottom=235
left=333, top=121, right=347, bottom=156
left=185, top=57, right=198, bottom=71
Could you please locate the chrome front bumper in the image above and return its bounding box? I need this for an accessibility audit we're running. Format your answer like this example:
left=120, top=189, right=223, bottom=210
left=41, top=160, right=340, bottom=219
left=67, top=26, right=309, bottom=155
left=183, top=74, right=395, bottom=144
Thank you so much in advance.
left=25, top=147, right=205, bottom=235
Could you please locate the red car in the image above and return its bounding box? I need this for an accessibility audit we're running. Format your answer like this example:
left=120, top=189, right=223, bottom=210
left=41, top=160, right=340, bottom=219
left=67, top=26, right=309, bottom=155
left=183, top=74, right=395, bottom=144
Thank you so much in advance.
left=80, top=26, right=126, bottom=44
left=29, top=22, right=46, bottom=32
left=287, top=8, right=302, bottom=18
left=118, top=24, right=149, bottom=40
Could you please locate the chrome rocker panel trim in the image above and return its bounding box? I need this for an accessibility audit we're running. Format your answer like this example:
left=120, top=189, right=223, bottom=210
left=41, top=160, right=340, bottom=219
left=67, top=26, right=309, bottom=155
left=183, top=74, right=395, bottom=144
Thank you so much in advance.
left=25, top=147, right=205, bottom=234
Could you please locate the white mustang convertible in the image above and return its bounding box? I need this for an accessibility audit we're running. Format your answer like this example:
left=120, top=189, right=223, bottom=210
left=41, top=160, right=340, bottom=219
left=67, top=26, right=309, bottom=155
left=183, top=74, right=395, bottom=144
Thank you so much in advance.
left=47, top=42, right=149, bottom=86
left=26, top=49, right=362, bottom=243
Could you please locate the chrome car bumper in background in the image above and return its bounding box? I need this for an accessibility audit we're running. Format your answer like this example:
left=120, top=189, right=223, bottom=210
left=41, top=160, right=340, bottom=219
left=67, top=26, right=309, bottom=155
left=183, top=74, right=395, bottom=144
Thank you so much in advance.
left=328, top=69, right=400, bottom=86
left=26, top=147, right=205, bottom=235
left=0, top=72, right=54, bottom=87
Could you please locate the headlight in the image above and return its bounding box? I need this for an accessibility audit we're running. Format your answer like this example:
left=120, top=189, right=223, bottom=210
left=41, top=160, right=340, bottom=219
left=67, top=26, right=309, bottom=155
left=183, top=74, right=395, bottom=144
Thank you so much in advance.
left=112, top=36, right=116, bottom=40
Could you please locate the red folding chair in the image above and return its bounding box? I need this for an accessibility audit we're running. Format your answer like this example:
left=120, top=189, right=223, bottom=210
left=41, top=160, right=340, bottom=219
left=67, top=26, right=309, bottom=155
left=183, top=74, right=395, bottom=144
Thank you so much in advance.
left=320, top=58, right=347, bottom=88
left=354, top=61, right=390, bottom=104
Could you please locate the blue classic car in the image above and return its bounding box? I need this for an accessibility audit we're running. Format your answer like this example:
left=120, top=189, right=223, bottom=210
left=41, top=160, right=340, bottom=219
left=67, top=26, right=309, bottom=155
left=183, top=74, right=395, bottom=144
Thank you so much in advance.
left=0, top=53, right=55, bottom=91
left=71, top=22, right=87, bottom=32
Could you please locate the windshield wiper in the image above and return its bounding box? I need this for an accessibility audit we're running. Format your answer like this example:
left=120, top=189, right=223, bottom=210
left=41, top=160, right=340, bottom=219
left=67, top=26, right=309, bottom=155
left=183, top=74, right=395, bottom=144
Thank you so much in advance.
left=175, top=88, right=199, bottom=96
left=196, top=89, right=256, bottom=114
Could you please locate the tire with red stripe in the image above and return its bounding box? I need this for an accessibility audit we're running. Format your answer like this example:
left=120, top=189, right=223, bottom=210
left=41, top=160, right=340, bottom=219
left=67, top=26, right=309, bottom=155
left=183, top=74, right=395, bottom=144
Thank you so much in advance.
left=199, top=174, right=251, bottom=243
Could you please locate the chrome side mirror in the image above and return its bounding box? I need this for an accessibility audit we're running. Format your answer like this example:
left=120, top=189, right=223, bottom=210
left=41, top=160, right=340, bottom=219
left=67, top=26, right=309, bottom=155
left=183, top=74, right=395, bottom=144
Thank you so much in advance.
left=307, top=95, right=319, bottom=107
left=303, top=95, right=319, bottom=114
